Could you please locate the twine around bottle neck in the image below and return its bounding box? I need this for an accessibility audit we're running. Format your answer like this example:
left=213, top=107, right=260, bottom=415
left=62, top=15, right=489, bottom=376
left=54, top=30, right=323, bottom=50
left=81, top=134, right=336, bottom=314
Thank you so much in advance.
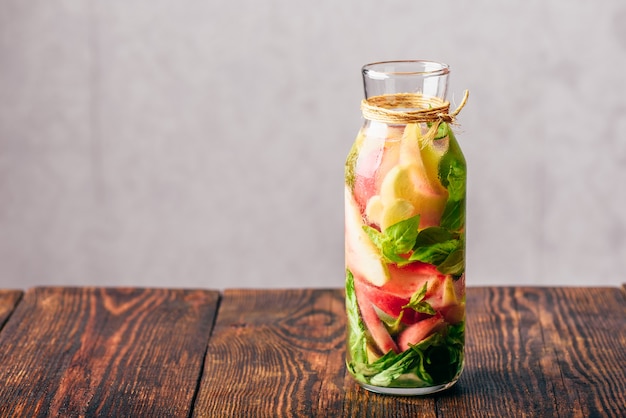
left=360, top=90, right=469, bottom=125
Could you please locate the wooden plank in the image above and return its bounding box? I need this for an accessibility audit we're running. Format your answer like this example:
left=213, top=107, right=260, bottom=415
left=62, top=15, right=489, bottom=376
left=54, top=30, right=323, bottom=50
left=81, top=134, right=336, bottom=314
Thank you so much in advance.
left=437, top=287, right=626, bottom=418
left=0, top=287, right=220, bottom=417
left=193, top=288, right=438, bottom=418
left=535, top=287, right=626, bottom=417
left=436, top=287, right=562, bottom=417
left=342, top=378, right=436, bottom=418
left=193, top=289, right=347, bottom=417
left=0, top=290, right=23, bottom=330
left=194, top=287, right=626, bottom=417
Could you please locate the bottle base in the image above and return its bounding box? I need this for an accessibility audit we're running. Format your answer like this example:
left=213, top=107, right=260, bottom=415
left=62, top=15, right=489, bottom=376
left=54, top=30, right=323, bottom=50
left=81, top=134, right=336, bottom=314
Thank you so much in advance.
left=359, top=378, right=459, bottom=396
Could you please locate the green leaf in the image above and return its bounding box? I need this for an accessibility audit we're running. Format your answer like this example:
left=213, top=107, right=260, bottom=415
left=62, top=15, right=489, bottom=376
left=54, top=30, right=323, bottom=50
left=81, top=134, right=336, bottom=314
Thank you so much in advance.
left=354, top=349, right=403, bottom=378
left=402, top=282, right=436, bottom=315
left=410, top=239, right=458, bottom=266
left=353, top=322, right=466, bottom=387
left=362, top=216, right=420, bottom=265
left=439, top=198, right=465, bottom=231
left=413, top=227, right=453, bottom=247
left=376, top=307, right=405, bottom=335
left=439, top=161, right=466, bottom=231
left=384, top=214, right=420, bottom=254
left=345, top=269, right=368, bottom=366
left=387, top=311, right=405, bottom=334
left=437, top=248, right=465, bottom=275
left=362, top=225, right=386, bottom=249
left=437, top=130, right=466, bottom=232
left=362, top=226, right=405, bottom=264
left=446, top=161, right=466, bottom=201
left=410, top=322, right=465, bottom=385
left=352, top=350, right=401, bottom=383
left=410, top=227, right=464, bottom=275
left=369, top=349, right=424, bottom=386
left=426, top=121, right=449, bottom=141
left=434, top=121, right=449, bottom=140
left=438, top=130, right=465, bottom=189
left=405, top=282, right=427, bottom=305
left=447, top=321, right=465, bottom=346
left=410, top=302, right=436, bottom=316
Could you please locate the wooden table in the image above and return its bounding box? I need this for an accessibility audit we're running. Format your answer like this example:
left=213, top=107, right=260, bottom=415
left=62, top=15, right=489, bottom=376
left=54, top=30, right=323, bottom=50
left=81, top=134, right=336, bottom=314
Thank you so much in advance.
left=0, top=286, right=624, bottom=417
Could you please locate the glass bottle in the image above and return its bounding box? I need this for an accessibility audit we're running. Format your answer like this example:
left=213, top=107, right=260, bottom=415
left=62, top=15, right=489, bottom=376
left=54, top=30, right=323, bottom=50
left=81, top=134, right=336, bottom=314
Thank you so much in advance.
left=344, top=60, right=467, bottom=395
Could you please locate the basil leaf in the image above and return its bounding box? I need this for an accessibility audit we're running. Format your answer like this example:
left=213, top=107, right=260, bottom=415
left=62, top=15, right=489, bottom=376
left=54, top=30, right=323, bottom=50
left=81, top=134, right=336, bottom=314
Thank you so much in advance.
left=438, top=130, right=466, bottom=232
left=421, top=322, right=465, bottom=384
left=410, top=227, right=463, bottom=274
left=446, top=161, right=466, bottom=202
left=413, top=227, right=453, bottom=247
left=376, top=307, right=405, bottom=335
left=447, top=321, right=465, bottom=346
left=369, top=349, right=423, bottom=386
left=384, top=214, right=420, bottom=254
left=440, top=199, right=465, bottom=232
left=410, top=239, right=458, bottom=266
left=437, top=248, right=465, bottom=275
left=387, top=311, right=405, bottom=334
left=439, top=161, right=466, bottom=231
left=434, top=121, right=449, bottom=140
left=402, top=283, right=436, bottom=316
left=355, top=349, right=402, bottom=378
left=362, top=225, right=386, bottom=249
left=405, top=282, right=427, bottom=306
left=410, top=323, right=465, bottom=385
left=345, top=269, right=368, bottom=366
left=362, top=226, right=405, bottom=264
left=362, top=216, right=419, bottom=264
left=425, top=121, right=449, bottom=141
left=438, top=130, right=465, bottom=189
left=356, top=322, right=466, bottom=387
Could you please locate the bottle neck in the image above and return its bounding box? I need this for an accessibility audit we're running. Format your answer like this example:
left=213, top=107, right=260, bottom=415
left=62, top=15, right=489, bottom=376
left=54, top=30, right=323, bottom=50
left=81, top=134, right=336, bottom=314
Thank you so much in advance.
left=362, top=61, right=449, bottom=102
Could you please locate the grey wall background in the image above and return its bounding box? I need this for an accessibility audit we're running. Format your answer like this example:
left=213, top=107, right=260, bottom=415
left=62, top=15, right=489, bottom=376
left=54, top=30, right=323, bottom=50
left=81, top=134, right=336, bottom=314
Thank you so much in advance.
left=1, top=1, right=625, bottom=290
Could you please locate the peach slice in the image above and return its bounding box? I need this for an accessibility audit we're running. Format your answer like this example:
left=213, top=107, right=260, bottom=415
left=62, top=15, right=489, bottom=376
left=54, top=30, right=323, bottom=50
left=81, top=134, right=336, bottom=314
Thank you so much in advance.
left=345, top=187, right=390, bottom=287
left=380, top=198, right=415, bottom=231
left=354, top=262, right=444, bottom=325
left=379, top=164, right=447, bottom=229
left=397, top=315, right=446, bottom=351
left=355, top=283, right=399, bottom=354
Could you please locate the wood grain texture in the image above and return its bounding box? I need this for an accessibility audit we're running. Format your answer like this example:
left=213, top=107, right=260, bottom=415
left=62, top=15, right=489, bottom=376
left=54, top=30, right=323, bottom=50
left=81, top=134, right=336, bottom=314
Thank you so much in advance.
left=438, top=287, right=626, bottom=418
left=0, top=287, right=219, bottom=417
left=193, top=289, right=439, bottom=417
left=535, top=287, right=626, bottom=418
left=193, top=289, right=348, bottom=417
left=1, top=286, right=624, bottom=417
left=438, top=287, right=563, bottom=417
left=194, top=287, right=626, bottom=418
left=0, top=290, right=22, bottom=329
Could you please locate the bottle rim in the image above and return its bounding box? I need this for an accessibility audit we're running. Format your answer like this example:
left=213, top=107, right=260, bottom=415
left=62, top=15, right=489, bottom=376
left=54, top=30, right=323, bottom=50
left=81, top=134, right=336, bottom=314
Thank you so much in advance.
left=362, top=60, right=450, bottom=80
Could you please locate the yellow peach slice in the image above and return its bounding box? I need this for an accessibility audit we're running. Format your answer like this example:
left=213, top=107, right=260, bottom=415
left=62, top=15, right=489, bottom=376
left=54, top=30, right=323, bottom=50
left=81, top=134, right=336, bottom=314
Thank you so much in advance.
left=380, top=198, right=415, bottom=231
left=379, top=164, right=448, bottom=228
left=365, top=195, right=384, bottom=227
left=400, top=123, right=448, bottom=194
left=442, top=276, right=459, bottom=306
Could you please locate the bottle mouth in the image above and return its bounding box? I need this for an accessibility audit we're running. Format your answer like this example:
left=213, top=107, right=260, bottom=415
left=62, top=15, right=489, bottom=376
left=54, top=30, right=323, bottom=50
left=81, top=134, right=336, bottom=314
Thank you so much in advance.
left=362, top=60, right=450, bottom=80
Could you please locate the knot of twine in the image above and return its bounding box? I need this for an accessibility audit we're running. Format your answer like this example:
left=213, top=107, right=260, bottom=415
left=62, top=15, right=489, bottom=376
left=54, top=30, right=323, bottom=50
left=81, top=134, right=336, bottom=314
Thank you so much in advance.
left=361, top=90, right=470, bottom=125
